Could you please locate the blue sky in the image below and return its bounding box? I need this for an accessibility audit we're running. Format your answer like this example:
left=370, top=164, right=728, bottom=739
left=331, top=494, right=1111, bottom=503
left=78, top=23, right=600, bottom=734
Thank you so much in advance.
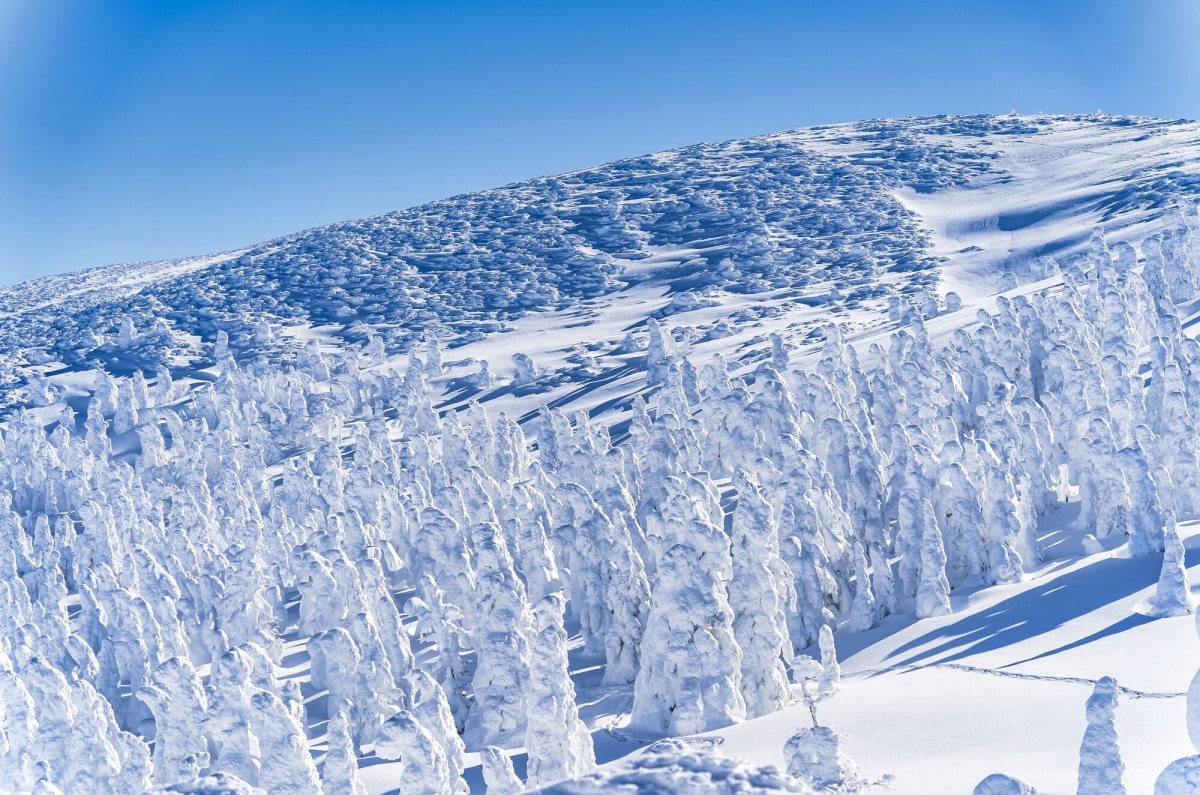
left=1, top=1, right=1198, bottom=283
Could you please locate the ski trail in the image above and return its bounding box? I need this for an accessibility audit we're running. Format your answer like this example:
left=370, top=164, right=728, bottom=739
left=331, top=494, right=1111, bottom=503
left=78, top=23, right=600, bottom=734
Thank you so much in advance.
left=846, top=661, right=1186, bottom=699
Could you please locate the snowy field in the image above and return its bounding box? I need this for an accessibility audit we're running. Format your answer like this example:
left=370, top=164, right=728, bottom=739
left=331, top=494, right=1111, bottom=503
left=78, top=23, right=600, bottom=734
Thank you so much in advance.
left=4, top=113, right=1200, bottom=794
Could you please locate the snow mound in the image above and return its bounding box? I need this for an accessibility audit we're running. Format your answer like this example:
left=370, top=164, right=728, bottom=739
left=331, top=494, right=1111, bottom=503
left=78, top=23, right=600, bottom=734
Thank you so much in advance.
left=154, top=773, right=266, bottom=794
left=534, top=739, right=814, bottom=794
left=972, top=773, right=1037, bottom=795
left=1156, top=756, right=1200, bottom=794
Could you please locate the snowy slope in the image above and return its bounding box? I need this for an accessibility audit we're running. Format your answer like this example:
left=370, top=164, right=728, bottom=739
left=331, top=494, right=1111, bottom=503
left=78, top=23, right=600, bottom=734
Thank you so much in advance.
left=6, top=113, right=1197, bottom=416
left=4, top=113, right=1200, bottom=795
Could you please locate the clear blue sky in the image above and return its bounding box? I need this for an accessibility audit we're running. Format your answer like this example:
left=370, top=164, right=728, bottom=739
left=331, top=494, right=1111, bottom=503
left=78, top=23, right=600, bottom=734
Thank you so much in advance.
left=2, top=0, right=1198, bottom=283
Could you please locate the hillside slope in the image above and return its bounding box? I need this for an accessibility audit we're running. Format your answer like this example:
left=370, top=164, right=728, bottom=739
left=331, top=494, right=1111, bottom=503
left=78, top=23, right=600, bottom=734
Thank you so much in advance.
left=7, top=114, right=1199, bottom=412
left=4, top=114, right=1200, bottom=795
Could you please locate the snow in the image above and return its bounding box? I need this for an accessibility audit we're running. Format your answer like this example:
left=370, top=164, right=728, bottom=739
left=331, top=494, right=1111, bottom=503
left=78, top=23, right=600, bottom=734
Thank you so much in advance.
left=4, top=113, right=1200, bottom=794
left=776, top=521, right=1200, bottom=792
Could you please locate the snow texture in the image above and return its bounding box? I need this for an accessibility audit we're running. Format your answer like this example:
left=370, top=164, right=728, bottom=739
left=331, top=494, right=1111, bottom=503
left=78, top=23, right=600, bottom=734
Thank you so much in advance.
left=3, top=113, right=1200, bottom=794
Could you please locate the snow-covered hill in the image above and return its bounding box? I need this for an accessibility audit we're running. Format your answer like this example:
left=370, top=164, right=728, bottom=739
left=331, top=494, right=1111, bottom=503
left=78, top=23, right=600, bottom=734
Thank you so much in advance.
left=5, top=113, right=1200, bottom=795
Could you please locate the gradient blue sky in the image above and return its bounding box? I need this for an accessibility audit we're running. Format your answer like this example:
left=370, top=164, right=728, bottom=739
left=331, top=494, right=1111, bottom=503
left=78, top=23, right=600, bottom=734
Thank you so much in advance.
left=2, top=1, right=1198, bottom=283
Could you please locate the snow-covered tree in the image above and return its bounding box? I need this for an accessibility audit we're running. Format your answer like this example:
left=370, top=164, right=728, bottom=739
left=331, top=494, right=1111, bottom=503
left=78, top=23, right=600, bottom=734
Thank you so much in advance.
left=728, top=467, right=793, bottom=718
left=1150, top=512, right=1193, bottom=618
left=462, top=522, right=533, bottom=749
left=374, top=711, right=455, bottom=795
left=480, top=746, right=523, bottom=795
left=846, top=542, right=877, bottom=632
left=631, top=477, right=745, bottom=735
left=138, top=657, right=209, bottom=785
left=645, top=318, right=677, bottom=386
left=1077, top=676, right=1125, bottom=795
left=524, top=593, right=595, bottom=788
left=321, top=706, right=367, bottom=795
left=784, top=725, right=860, bottom=792
left=895, top=456, right=951, bottom=618
left=248, top=690, right=321, bottom=795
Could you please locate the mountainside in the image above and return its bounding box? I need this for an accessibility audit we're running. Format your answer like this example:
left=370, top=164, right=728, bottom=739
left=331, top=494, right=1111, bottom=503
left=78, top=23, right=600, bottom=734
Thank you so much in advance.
left=7, top=114, right=1199, bottom=410
left=5, top=113, right=1200, bottom=794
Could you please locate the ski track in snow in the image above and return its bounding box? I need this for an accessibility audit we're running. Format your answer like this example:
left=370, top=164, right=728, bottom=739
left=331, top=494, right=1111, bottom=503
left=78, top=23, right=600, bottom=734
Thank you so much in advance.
left=845, top=661, right=1186, bottom=700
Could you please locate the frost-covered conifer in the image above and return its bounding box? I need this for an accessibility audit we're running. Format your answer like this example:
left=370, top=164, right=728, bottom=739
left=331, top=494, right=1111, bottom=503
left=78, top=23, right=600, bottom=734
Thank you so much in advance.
left=116, top=316, right=137, bottom=348
left=466, top=359, right=496, bottom=390
left=410, top=507, right=475, bottom=621
left=347, top=608, right=404, bottom=711
left=1077, top=676, right=1125, bottom=795
left=321, top=706, right=367, bottom=795
left=970, top=459, right=1027, bottom=585
left=480, top=746, right=523, bottom=795
left=406, top=580, right=470, bottom=731
left=816, top=624, right=840, bottom=701
left=114, top=378, right=139, bottom=435
left=85, top=399, right=112, bottom=459
left=776, top=457, right=846, bottom=649
left=503, top=501, right=561, bottom=605
left=139, top=657, right=210, bottom=785
left=70, top=674, right=152, bottom=793
left=769, top=332, right=790, bottom=371
left=363, top=333, right=386, bottom=367
left=205, top=649, right=262, bottom=786
left=524, top=593, right=595, bottom=788
left=423, top=330, right=444, bottom=377
left=551, top=482, right=648, bottom=684
left=896, top=457, right=951, bottom=618
left=374, top=711, right=455, bottom=795
left=632, top=479, right=745, bottom=735
left=94, top=370, right=117, bottom=415
left=511, top=352, right=538, bottom=387
left=299, top=339, right=331, bottom=382
left=247, top=690, right=321, bottom=795
left=213, top=329, right=234, bottom=369
left=1150, top=512, right=1192, bottom=618
left=645, top=318, right=676, bottom=386
left=784, top=725, right=860, bottom=791
left=293, top=551, right=346, bottom=637
left=846, top=542, right=877, bottom=632
left=916, top=506, right=952, bottom=619
left=1157, top=758, right=1200, bottom=795
left=728, top=467, right=792, bottom=718
left=868, top=541, right=896, bottom=620
left=308, top=627, right=387, bottom=748
left=1162, top=476, right=1200, bottom=784
left=462, top=522, right=533, bottom=749
left=1151, top=380, right=1200, bottom=517
left=934, top=451, right=989, bottom=589
left=1117, top=446, right=1166, bottom=556
left=409, top=668, right=468, bottom=791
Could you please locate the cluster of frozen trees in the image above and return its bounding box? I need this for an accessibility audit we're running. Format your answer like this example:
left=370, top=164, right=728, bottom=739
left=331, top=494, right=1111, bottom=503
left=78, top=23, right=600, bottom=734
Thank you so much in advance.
left=1, top=213, right=1199, bottom=791
left=0, top=111, right=1017, bottom=407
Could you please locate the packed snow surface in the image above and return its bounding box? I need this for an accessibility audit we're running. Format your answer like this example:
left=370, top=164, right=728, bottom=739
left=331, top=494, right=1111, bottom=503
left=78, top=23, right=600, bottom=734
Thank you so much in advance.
left=4, top=113, right=1200, bottom=794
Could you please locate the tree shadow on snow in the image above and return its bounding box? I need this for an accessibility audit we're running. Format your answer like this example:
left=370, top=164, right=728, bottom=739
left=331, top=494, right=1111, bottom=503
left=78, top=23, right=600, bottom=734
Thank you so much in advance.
left=882, top=544, right=1200, bottom=669
left=1002, top=612, right=1155, bottom=669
